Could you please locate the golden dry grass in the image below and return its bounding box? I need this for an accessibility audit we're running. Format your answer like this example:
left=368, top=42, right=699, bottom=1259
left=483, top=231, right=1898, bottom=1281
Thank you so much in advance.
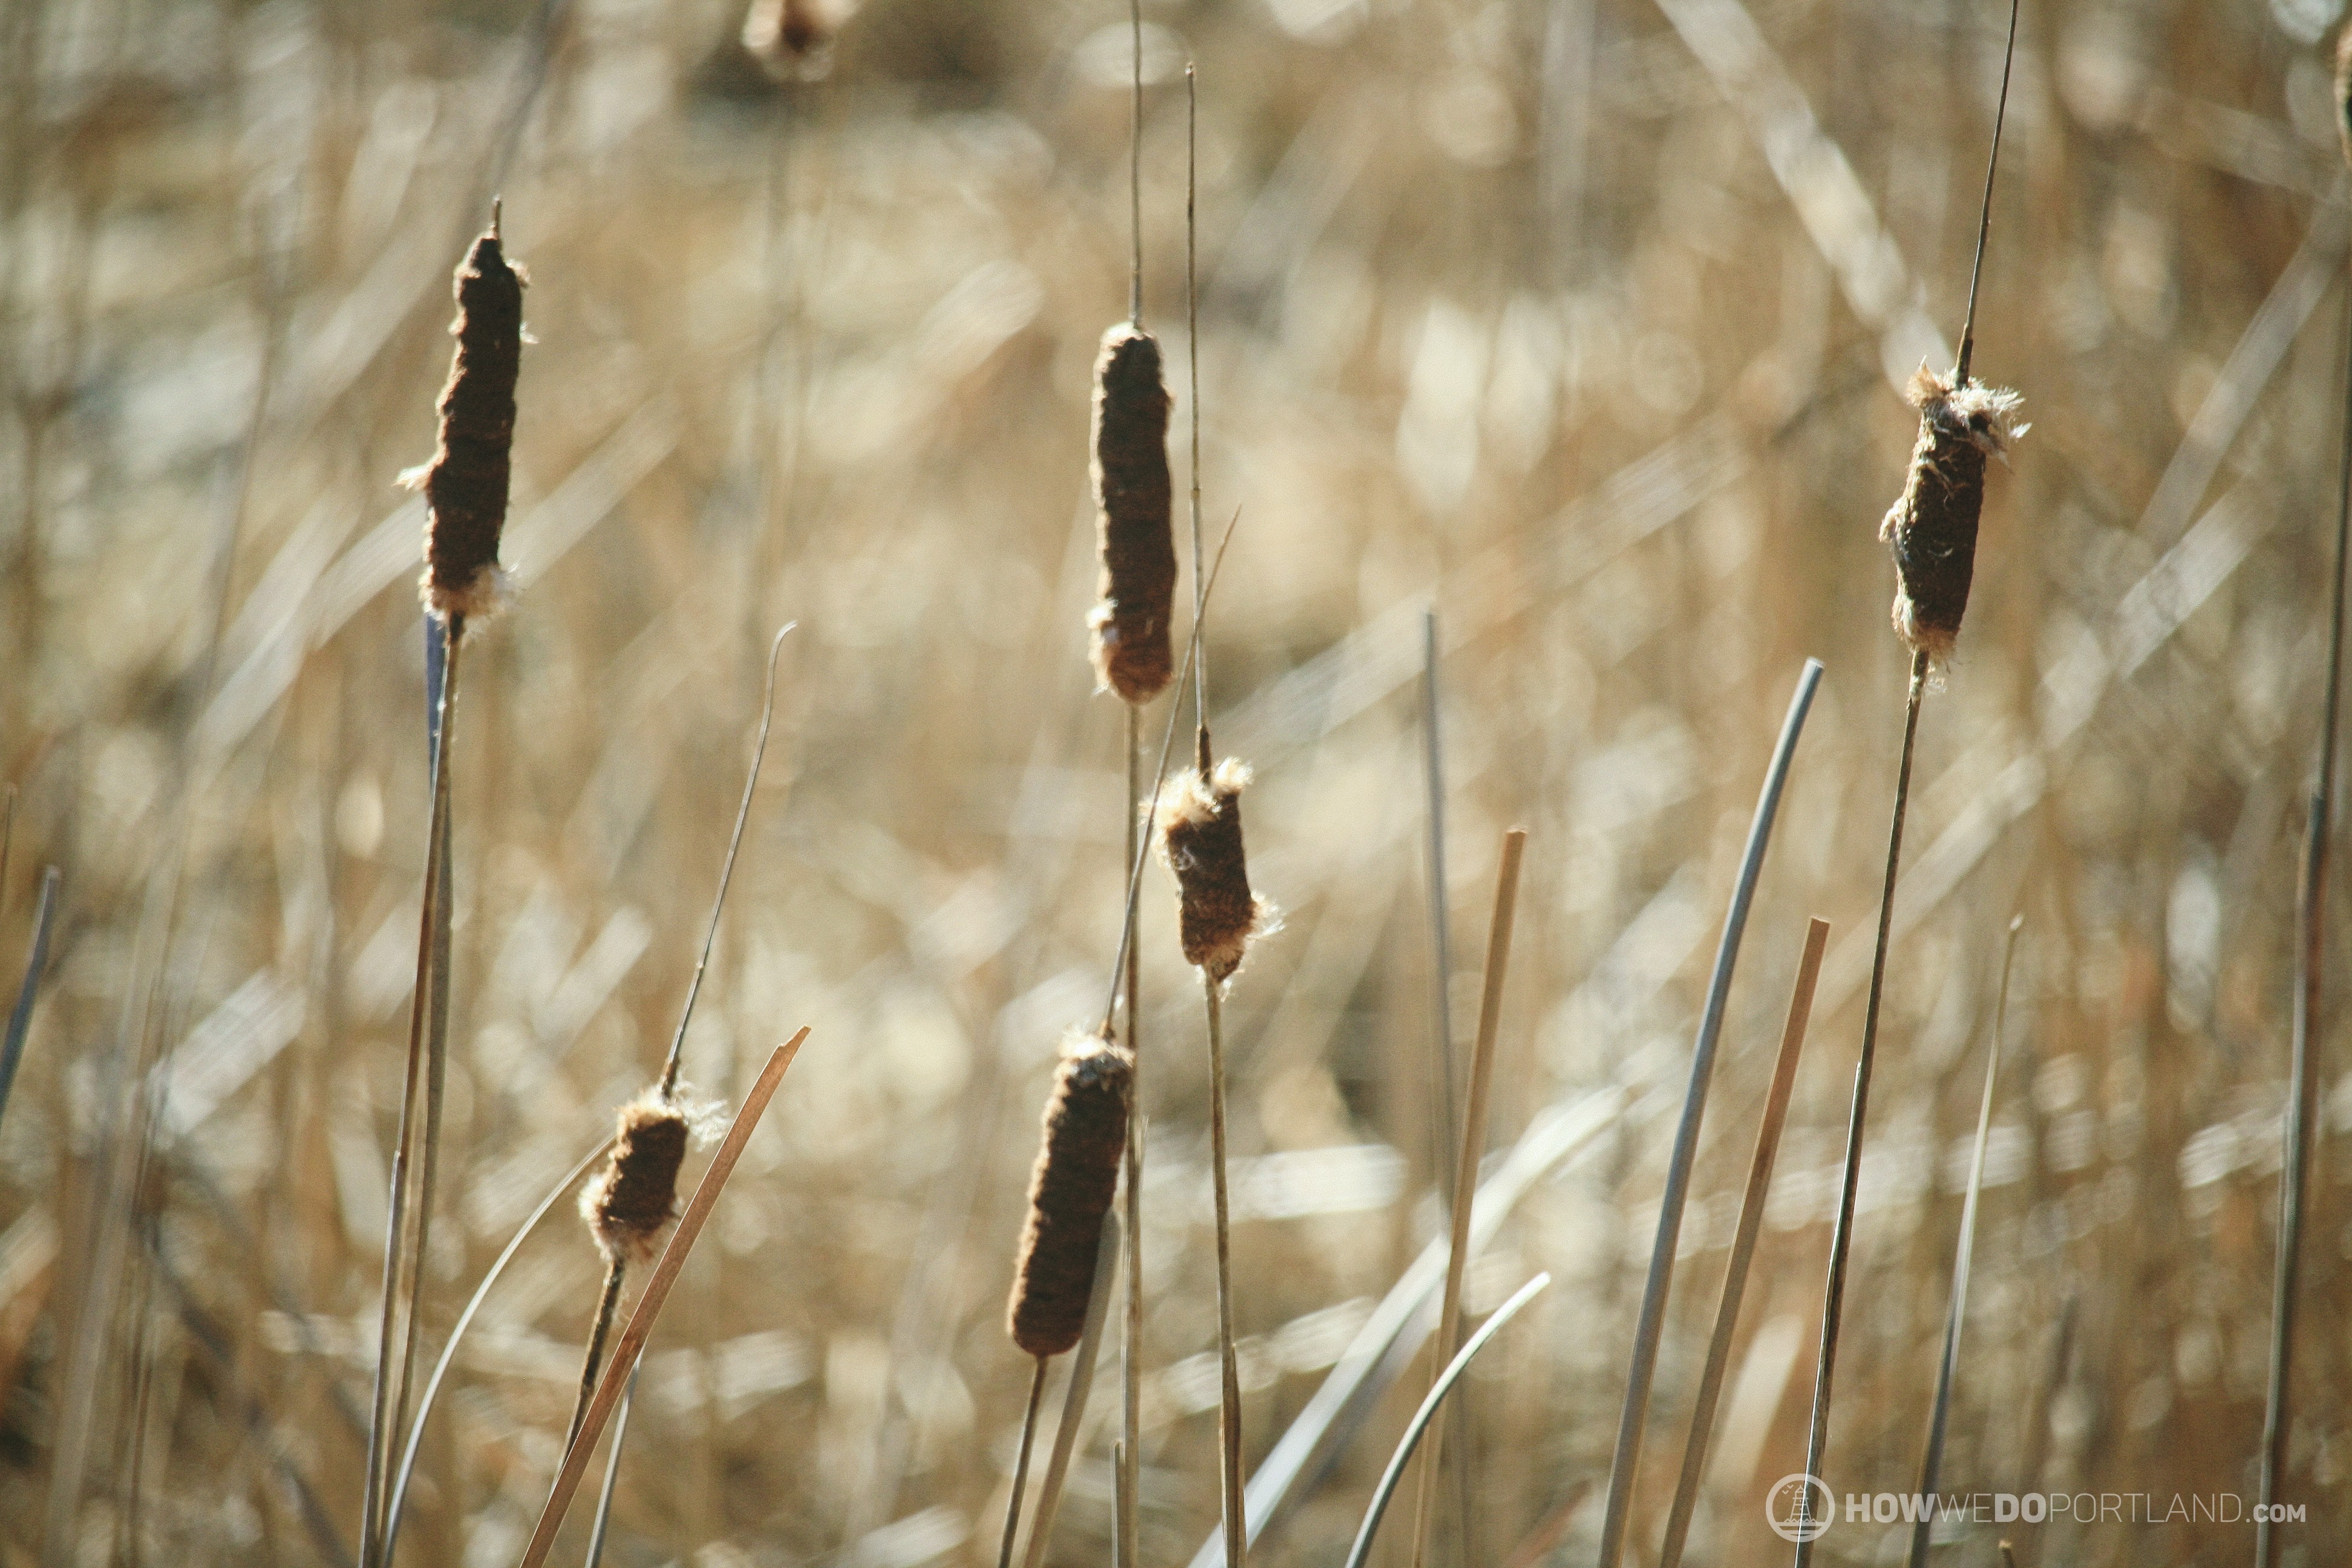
left=0, top=1, right=2347, bottom=1566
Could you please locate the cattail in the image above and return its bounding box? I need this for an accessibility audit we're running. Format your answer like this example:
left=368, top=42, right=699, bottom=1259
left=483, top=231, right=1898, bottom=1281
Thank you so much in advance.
left=1007, top=1037, right=1132, bottom=1359
left=1088, top=324, right=1177, bottom=704
left=1155, top=757, right=1267, bottom=985
left=414, top=221, right=525, bottom=620
left=581, top=1095, right=691, bottom=1264
left=1878, top=367, right=2024, bottom=659
left=743, top=0, right=849, bottom=79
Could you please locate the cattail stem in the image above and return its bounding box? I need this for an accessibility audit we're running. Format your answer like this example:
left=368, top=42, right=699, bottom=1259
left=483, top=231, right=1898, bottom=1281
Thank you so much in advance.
left=1954, top=0, right=2020, bottom=386
left=999, top=1360, right=1050, bottom=1568
left=1408, top=828, right=1527, bottom=1568
left=359, top=615, right=466, bottom=1568
left=1907, top=915, right=2024, bottom=1568
left=1120, top=706, right=1146, bottom=1568
left=1658, top=916, right=1831, bottom=1568
left=1203, top=980, right=1246, bottom=1568
left=570, top=1259, right=628, bottom=1450
left=1792, top=649, right=1926, bottom=1568
left=1127, top=0, right=1143, bottom=325
left=1186, top=64, right=1204, bottom=741
left=2256, top=238, right=2352, bottom=1568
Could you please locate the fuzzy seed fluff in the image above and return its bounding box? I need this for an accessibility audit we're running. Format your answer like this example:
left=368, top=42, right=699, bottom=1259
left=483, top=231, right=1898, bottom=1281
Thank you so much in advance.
left=581, top=1094, right=691, bottom=1264
left=1879, top=365, right=2025, bottom=659
left=1154, top=757, right=1270, bottom=985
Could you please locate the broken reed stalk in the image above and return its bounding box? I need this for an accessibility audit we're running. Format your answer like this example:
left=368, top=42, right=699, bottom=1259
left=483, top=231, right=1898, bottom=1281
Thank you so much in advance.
left=1656, top=916, right=1831, bottom=1568
left=358, top=209, right=524, bottom=1568
left=1594, top=660, right=1823, bottom=1568
left=1406, top=828, right=1526, bottom=1568
left=2256, top=43, right=2352, bottom=1560
left=517, top=1031, right=810, bottom=1568
left=1002, top=1040, right=1133, bottom=1568
left=1906, top=914, right=2024, bottom=1568
left=358, top=619, right=463, bottom=1568
left=1342, top=1274, right=1552, bottom=1568
left=1794, top=16, right=2019, bottom=1560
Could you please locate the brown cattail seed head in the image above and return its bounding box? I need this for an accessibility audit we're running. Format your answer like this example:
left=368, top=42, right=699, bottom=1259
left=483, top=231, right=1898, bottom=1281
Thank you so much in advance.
left=743, top=0, right=850, bottom=80
left=1155, top=757, right=1267, bottom=985
left=1878, top=366, right=2024, bottom=659
left=1087, top=324, right=1177, bottom=704
left=581, top=1095, right=690, bottom=1264
left=416, top=224, right=524, bottom=620
left=1007, top=1037, right=1132, bottom=1357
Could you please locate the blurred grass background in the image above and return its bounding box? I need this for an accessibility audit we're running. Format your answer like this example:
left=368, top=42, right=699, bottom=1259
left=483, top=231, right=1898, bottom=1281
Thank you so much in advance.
left=1, top=0, right=2348, bottom=1564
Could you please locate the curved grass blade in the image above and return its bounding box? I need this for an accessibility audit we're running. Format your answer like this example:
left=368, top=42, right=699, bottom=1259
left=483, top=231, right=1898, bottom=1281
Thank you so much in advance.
left=383, top=1136, right=613, bottom=1560
left=1595, top=658, right=1824, bottom=1568
left=1340, top=1274, right=1552, bottom=1568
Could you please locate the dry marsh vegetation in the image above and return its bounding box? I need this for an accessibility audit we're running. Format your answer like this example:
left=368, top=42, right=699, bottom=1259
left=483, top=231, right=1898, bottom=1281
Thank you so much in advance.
left=1, top=1, right=2349, bottom=1566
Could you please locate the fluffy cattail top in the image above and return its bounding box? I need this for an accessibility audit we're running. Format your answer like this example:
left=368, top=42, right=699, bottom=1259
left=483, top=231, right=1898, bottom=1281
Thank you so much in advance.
left=1006, top=1037, right=1132, bottom=1359
left=1878, top=365, right=2024, bottom=659
left=1155, top=757, right=1268, bottom=985
left=1087, top=324, right=1177, bottom=704
left=581, top=1094, right=691, bottom=1264
left=416, top=223, right=525, bottom=621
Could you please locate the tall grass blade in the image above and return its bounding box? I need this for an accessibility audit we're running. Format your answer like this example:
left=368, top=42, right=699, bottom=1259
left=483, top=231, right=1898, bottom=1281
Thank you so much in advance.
left=1657, top=915, right=1830, bottom=1568
left=1341, top=1274, right=1551, bottom=1568
left=1595, top=658, right=1823, bottom=1568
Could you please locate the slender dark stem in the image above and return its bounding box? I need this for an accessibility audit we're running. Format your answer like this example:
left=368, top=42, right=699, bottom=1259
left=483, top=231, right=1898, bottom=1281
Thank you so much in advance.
left=359, top=613, right=465, bottom=1568
left=0, top=785, right=16, bottom=916
left=2257, top=276, right=2352, bottom=1564
left=1907, top=915, right=2023, bottom=1568
left=1187, top=63, right=1205, bottom=742
left=1954, top=0, right=2019, bottom=387
left=1204, top=981, right=1246, bottom=1568
left=569, top=1259, right=629, bottom=1450
left=0, top=864, right=59, bottom=1135
left=662, top=624, right=794, bottom=1096
left=1127, top=0, right=1143, bottom=325
left=999, top=1360, right=1050, bottom=1568
left=1120, top=707, right=1145, bottom=1568
left=1596, top=660, right=1824, bottom=1568
left=1792, top=650, right=1927, bottom=1568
